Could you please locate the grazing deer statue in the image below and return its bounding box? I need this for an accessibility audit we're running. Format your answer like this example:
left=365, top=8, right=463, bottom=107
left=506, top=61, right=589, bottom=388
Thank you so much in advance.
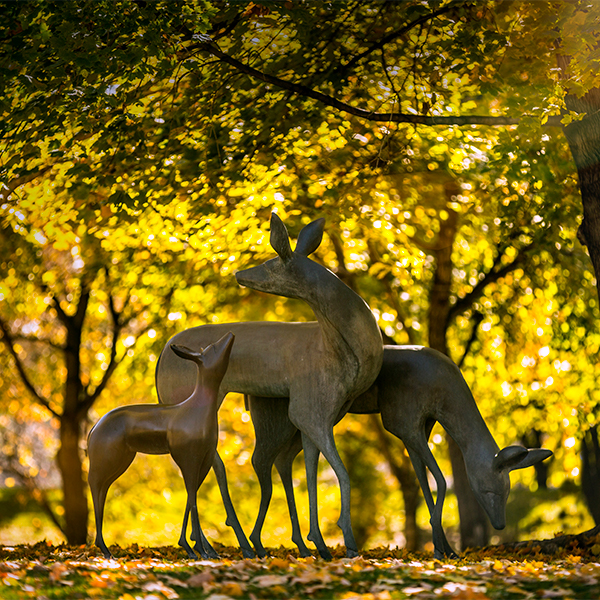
left=156, top=212, right=384, bottom=558
left=245, top=345, right=553, bottom=559
left=88, top=332, right=235, bottom=560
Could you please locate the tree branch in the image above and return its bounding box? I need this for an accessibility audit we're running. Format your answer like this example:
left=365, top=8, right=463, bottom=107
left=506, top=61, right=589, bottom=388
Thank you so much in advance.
left=341, top=4, right=456, bottom=75
left=197, top=41, right=563, bottom=127
left=0, top=317, right=59, bottom=417
left=458, top=311, right=484, bottom=369
left=0, top=167, right=53, bottom=201
left=80, top=292, right=123, bottom=415
left=13, top=334, right=65, bottom=351
left=329, top=230, right=359, bottom=292
left=448, top=243, right=534, bottom=322
left=50, top=295, right=72, bottom=328
left=1, top=443, right=65, bottom=535
left=366, top=239, right=417, bottom=344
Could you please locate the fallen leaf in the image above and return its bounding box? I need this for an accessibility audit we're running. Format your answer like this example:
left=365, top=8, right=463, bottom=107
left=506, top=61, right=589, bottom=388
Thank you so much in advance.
left=49, top=562, right=68, bottom=583
left=160, top=574, right=189, bottom=588
left=540, top=589, right=571, bottom=598
left=219, top=581, right=246, bottom=596
left=505, top=585, right=529, bottom=595
left=187, top=571, right=215, bottom=587
left=252, top=574, right=289, bottom=587
left=269, top=557, right=290, bottom=570
left=143, top=581, right=179, bottom=599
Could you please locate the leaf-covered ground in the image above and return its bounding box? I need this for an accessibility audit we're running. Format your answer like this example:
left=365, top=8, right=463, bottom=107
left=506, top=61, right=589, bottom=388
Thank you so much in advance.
left=1, top=540, right=600, bottom=599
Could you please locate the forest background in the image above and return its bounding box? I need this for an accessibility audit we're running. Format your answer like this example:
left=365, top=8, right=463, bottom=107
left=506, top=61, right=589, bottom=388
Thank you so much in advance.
left=0, top=0, right=599, bottom=558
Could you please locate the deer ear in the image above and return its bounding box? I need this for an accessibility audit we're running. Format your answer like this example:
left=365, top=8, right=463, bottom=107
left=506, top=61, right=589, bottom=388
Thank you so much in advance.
left=170, top=344, right=203, bottom=361
left=506, top=448, right=553, bottom=472
left=270, top=213, right=293, bottom=262
left=492, top=445, right=528, bottom=472
left=295, top=218, right=325, bottom=256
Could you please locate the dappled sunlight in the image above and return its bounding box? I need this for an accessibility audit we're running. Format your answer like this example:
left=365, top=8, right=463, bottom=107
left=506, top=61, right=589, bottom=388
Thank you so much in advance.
left=1, top=0, right=599, bottom=565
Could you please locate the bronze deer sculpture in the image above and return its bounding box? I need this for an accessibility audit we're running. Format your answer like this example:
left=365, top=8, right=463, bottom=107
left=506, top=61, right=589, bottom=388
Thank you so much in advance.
left=246, top=345, right=553, bottom=559
left=88, top=333, right=235, bottom=559
left=155, top=213, right=384, bottom=559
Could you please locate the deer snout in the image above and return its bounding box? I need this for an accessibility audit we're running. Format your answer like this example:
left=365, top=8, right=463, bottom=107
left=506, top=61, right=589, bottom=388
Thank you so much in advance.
left=481, top=491, right=506, bottom=530
left=235, top=264, right=268, bottom=290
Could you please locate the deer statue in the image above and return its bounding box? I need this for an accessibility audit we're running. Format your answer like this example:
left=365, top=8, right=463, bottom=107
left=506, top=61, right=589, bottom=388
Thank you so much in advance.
left=245, top=345, right=553, bottom=559
left=155, top=212, right=384, bottom=559
left=87, top=332, right=235, bottom=560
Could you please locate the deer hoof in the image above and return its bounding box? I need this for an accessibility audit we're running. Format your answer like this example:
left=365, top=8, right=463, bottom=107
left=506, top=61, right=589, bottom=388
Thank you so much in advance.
left=346, top=548, right=359, bottom=559
left=317, top=547, right=333, bottom=561
left=200, top=544, right=219, bottom=560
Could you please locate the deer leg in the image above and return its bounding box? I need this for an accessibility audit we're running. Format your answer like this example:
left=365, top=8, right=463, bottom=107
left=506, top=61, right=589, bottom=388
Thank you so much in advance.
left=190, top=513, right=219, bottom=559
left=212, top=452, right=254, bottom=558
left=178, top=503, right=198, bottom=559
left=300, top=433, right=333, bottom=560
left=195, top=529, right=219, bottom=560
left=89, top=479, right=113, bottom=560
left=406, top=444, right=457, bottom=559
left=176, top=449, right=220, bottom=560
left=186, top=471, right=219, bottom=560
left=316, top=433, right=358, bottom=558
left=88, top=446, right=136, bottom=560
left=273, top=431, right=311, bottom=557
left=190, top=504, right=210, bottom=560
left=248, top=395, right=301, bottom=557
left=176, top=454, right=206, bottom=560
left=249, top=444, right=277, bottom=558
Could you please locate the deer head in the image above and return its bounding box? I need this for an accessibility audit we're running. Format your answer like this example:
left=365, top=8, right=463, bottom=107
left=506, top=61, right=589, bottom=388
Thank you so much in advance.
left=235, top=213, right=325, bottom=300
left=171, top=332, right=235, bottom=382
left=470, top=445, right=553, bottom=530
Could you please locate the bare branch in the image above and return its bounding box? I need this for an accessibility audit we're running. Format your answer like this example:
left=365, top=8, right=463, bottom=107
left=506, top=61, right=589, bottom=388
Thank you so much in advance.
left=0, top=317, right=59, bottom=417
left=366, top=239, right=416, bottom=344
left=50, top=295, right=72, bottom=328
left=197, top=41, right=563, bottom=127
left=13, top=334, right=66, bottom=351
left=80, top=292, right=123, bottom=415
left=328, top=231, right=359, bottom=292
left=449, top=243, right=534, bottom=322
left=342, top=5, right=456, bottom=75
left=0, top=167, right=54, bottom=202
left=408, top=234, right=443, bottom=253
left=458, top=311, right=484, bottom=369
left=2, top=449, right=65, bottom=535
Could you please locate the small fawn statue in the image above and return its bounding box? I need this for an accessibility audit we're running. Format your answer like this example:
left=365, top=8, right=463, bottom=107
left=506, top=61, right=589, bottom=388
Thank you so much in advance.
left=87, top=332, right=235, bottom=560
left=245, top=345, right=553, bottom=559
left=156, top=213, right=384, bottom=559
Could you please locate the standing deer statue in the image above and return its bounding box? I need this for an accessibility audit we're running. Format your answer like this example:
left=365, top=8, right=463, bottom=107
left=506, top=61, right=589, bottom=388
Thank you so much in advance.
left=245, top=345, right=553, bottom=559
left=155, top=212, right=384, bottom=559
left=88, top=332, right=235, bottom=560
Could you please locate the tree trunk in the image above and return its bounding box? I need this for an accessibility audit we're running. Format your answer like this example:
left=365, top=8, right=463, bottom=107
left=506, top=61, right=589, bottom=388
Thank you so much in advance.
left=581, top=425, right=600, bottom=526
left=56, top=413, right=88, bottom=545
left=561, top=84, right=600, bottom=529
left=428, top=186, right=490, bottom=550
left=56, top=290, right=91, bottom=545
left=561, top=86, right=600, bottom=302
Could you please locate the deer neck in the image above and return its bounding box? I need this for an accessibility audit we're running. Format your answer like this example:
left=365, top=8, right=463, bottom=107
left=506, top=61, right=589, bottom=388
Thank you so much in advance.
left=444, top=411, right=500, bottom=472
left=190, top=373, right=220, bottom=406
left=307, top=266, right=382, bottom=382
